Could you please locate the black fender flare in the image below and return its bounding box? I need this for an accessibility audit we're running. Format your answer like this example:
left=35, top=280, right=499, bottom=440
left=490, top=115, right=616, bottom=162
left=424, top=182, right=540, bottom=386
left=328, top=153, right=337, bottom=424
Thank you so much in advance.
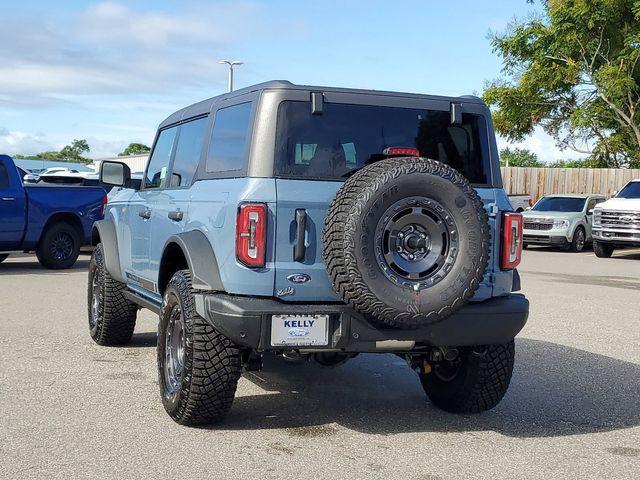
left=163, top=230, right=224, bottom=292
left=92, top=219, right=125, bottom=283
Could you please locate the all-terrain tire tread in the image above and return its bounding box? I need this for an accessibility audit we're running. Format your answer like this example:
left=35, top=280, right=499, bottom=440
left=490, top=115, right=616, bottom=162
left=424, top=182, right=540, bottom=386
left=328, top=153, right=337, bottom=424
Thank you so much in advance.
left=322, top=158, right=489, bottom=328
left=423, top=341, right=515, bottom=413
left=88, top=244, right=137, bottom=345
left=162, top=270, right=241, bottom=426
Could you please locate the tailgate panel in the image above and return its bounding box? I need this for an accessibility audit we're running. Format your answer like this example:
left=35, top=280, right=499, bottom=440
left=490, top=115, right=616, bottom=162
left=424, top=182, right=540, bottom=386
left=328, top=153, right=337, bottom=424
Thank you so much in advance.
left=274, top=179, right=341, bottom=302
left=274, top=180, right=499, bottom=303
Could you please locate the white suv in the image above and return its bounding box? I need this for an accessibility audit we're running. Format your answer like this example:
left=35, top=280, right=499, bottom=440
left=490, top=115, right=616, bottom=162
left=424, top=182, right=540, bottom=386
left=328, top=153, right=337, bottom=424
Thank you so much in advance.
left=592, top=179, right=640, bottom=257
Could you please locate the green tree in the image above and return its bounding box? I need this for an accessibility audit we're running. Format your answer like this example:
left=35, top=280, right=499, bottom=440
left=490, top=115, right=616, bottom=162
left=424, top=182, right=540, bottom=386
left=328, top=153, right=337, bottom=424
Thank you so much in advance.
left=483, top=0, right=640, bottom=168
left=59, top=139, right=90, bottom=163
left=118, top=143, right=150, bottom=156
left=500, top=147, right=545, bottom=167
left=548, top=157, right=604, bottom=167
left=14, top=139, right=91, bottom=164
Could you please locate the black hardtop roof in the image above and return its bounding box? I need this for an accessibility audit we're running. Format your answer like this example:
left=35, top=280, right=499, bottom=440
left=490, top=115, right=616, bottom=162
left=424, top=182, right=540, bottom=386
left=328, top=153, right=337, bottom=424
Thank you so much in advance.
left=158, top=80, right=485, bottom=129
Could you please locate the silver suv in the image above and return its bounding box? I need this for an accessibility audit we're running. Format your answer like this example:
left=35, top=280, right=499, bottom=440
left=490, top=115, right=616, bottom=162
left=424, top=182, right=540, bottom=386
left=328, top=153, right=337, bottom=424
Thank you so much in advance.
left=523, top=194, right=606, bottom=251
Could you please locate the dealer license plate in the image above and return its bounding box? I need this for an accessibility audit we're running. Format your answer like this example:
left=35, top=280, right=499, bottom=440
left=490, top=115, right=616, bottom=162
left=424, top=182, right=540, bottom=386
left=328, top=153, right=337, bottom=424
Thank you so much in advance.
left=270, top=314, right=329, bottom=347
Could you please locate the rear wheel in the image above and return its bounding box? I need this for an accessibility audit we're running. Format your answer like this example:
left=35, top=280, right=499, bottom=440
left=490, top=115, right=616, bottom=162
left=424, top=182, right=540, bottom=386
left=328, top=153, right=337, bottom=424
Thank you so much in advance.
left=593, top=240, right=614, bottom=258
left=36, top=222, right=81, bottom=269
left=0, top=254, right=8, bottom=264
left=569, top=226, right=586, bottom=252
left=158, top=270, right=241, bottom=426
left=88, top=244, right=138, bottom=345
left=420, top=341, right=515, bottom=413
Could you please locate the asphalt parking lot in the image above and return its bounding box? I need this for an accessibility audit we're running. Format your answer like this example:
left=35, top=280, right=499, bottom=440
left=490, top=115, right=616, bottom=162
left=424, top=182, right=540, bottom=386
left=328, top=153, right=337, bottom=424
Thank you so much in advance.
left=1, top=247, right=639, bottom=480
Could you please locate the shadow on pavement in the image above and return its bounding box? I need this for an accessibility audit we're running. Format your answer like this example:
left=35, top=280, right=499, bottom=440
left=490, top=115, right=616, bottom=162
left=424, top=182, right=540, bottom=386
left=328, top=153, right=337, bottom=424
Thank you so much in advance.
left=519, top=270, right=640, bottom=290
left=220, top=338, right=640, bottom=438
left=129, top=332, right=158, bottom=348
left=612, top=250, right=640, bottom=260
left=0, top=258, right=90, bottom=274
left=523, top=246, right=593, bottom=254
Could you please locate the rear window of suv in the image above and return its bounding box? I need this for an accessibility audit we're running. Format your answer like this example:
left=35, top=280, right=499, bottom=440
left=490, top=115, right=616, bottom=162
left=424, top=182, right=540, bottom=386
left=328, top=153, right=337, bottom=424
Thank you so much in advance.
left=274, top=101, right=489, bottom=184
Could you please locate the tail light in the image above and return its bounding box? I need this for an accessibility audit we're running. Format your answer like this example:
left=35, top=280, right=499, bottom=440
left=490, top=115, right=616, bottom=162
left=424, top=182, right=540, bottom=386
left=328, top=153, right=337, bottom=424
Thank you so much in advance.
left=383, top=147, right=420, bottom=157
left=100, top=196, right=108, bottom=216
left=501, top=212, right=523, bottom=270
left=236, top=203, right=267, bottom=267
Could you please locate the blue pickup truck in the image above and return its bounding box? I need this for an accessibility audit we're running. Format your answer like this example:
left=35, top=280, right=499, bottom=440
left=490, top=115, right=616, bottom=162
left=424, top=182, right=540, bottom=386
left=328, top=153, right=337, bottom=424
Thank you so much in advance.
left=0, top=155, right=107, bottom=269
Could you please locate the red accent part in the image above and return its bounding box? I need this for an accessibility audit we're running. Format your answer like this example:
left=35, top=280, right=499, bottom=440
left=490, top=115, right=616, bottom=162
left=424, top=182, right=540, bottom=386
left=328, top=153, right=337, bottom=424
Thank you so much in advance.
left=501, top=212, right=523, bottom=270
left=100, top=196, right=108, bottom=217
left=236, top=203, right=267, bottom=267
left=383, top=147, right=420, bottom=157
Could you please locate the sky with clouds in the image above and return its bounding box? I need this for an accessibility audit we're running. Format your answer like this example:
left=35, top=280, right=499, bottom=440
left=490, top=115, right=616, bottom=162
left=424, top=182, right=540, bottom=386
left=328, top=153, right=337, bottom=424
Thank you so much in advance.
left=0, top=0, right=574, bottom=162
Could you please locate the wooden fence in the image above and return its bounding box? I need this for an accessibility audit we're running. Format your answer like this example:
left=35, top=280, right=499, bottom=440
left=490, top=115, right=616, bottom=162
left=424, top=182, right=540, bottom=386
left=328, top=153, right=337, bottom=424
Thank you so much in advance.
left=500, top=167, right=640, bottom=203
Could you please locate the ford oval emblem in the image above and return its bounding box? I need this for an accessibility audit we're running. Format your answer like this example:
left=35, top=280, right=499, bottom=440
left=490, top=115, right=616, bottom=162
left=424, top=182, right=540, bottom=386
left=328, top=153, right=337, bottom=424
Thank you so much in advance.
left=287, top=273, right=311, bottom=284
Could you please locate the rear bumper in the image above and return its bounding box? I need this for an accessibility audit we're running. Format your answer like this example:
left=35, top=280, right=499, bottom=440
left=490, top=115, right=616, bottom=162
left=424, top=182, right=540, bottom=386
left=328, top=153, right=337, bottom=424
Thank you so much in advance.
left=193, top=293, right=529, bottom=352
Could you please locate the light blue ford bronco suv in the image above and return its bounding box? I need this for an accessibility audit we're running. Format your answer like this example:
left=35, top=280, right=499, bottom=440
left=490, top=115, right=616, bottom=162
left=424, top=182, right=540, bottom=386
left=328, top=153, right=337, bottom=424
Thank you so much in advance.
left=89, top=81, right=529, bottom=426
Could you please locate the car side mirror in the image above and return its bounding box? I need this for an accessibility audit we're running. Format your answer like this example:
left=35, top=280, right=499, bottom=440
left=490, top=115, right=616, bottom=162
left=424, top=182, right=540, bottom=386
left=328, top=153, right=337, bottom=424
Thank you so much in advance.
left=525, top=206, right=532, bottom=211
left=100, top=161, right=132, bottom=188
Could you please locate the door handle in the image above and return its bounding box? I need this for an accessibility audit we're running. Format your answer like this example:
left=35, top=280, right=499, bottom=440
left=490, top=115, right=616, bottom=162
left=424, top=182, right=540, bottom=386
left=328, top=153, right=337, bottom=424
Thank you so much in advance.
left=294, top=209, right=307, bottom=262
left=168, top=210, right=184, bottom=221
left=138, top=209, right=151, bottom=219
left=1, top=197, right=15, bottom=201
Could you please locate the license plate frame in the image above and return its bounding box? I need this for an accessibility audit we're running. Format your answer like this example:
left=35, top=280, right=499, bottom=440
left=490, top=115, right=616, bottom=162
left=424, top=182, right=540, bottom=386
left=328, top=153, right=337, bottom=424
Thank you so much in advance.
left=270, top=314, right=329, bottom=347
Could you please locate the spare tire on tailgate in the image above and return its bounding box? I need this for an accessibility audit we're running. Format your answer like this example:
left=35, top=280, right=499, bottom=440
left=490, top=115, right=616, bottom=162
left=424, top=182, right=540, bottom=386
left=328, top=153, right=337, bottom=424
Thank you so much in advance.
left=322, top=157, right=490, bottom=329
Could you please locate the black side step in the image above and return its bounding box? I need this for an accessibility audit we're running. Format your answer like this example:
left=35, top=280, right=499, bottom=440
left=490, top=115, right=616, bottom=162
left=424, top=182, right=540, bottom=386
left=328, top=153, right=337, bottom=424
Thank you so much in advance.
left=124, top=290, right=161, bottom=314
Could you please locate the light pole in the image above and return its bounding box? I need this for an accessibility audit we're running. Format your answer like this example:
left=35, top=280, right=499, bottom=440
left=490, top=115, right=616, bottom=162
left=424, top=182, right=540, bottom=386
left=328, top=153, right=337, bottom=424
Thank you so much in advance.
left=218, top=60, right=243, bottom=92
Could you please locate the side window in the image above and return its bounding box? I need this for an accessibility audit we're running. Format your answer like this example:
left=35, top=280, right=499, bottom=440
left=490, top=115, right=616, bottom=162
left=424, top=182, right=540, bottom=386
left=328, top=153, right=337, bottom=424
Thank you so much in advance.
left=170, top=117, right=208, bottom=187
left=587, top=198, right=598, bottom=211
left=0, top=162, right=10, bottom=188
left=206, top=102, right=252, bottom=172
left=145, top=126, right=178, bottom=189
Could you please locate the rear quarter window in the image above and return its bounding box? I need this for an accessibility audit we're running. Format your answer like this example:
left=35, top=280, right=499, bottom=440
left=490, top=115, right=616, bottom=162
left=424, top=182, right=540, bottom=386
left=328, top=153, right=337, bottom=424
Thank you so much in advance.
left=206, top=102, right=252, bottom=173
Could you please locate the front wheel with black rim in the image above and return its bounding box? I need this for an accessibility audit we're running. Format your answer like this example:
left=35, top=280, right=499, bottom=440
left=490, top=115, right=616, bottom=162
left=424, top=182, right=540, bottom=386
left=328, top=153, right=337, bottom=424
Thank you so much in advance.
left=36, top=222, right=81, bottom=269
left=88, top=244, right=138, bottom=346
left=569, top=226, right=586, bottom=252
left=420, top=341, right=515, bottom=413
left=158, top=270, right=241, bottom=426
